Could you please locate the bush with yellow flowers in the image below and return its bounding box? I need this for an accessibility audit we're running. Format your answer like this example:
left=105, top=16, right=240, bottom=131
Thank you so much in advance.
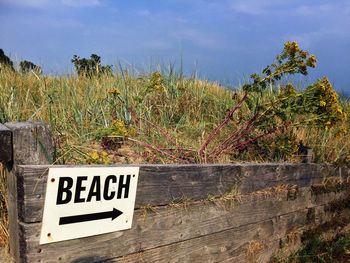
left=300, top=77, right=347, bottom=130
left=206, top=41, right=347, bottom=162
left=133, top=71, right=167, bottom=109
left=275, top=132, right=299, bottom=159
left=130, top=41, right=347, bottom=164
left=146, top=71, right=166, bottom=94
left=95, top=119, right=130, bottom=151
left=96, top=119, right=129, bottom=140
left=245, top=41, right=317, bottom=92
left=86, top=151, right=111, bottom=165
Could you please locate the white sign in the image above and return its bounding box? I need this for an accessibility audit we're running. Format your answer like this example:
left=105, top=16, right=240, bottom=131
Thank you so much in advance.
left=40, top=166, right=139, bottom=244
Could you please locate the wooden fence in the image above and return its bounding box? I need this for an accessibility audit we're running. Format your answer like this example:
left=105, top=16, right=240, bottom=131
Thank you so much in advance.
left=1, top=121, right=350, bottom=263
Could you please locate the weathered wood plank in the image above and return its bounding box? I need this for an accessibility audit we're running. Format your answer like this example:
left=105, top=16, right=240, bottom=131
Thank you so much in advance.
left=110, top=214, right=289, bottom=263
left=109, top=207, right=350, bottom=263
left=18, top=187, right=349, bottom=263
left=238, top=163, right=348, bottom=193
left=5, top=122, right=54, bottom=261
left=6, top=159, right=21, bottom=263
left=16, top=164, right=349, bottom=223
left=0, top=123, right=12, bottom=164
left=16, top=164, right=240, bottom=222
left=4, top=122, right=53, bottom=168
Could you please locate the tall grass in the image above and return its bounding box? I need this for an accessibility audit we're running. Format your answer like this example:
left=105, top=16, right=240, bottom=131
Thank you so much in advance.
left=0, top=65, right=349, bottom=165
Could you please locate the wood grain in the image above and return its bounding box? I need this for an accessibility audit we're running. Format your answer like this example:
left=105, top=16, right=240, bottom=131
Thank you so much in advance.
left=16, top=164, right=349, bottom=223
left=18, top=187, right=349, bottom=263
left=0, top=123, right=12, bottom=164
left=5, top=122, right=54, bottom=261
left=107, top=206, right=350, bottom=263
left=4, top=122, right=53, bottom=168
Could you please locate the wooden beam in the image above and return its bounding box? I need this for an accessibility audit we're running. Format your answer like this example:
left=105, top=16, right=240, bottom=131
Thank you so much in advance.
left=113, top=207, right=350, bottom=263
left=15, top=164, right=349, bottom=223
left=17, top=190, right=350, bottom=263
left=0, top=123, right=12, bottom=164
left=4, top=122, right=53, bottom=262
left=4, top=122, right=53, bottom=168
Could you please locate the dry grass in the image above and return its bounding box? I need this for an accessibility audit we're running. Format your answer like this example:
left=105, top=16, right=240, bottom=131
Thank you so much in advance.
left=0, top=164, right=9, bottom=249
left=1, top=66, right=349, bottom=165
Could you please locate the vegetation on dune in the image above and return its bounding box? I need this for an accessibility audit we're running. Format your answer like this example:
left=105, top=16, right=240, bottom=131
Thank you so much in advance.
left=71, top=54, right=112, bottom=77
left=0, top=49, right=14, bottom=71
left=0, top=42, right=348, bottom=166
left=20, top=60, right=42, bottom=74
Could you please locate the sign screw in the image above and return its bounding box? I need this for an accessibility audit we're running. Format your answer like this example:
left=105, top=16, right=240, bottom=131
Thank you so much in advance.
left=51, top=178, right=55, bottom=183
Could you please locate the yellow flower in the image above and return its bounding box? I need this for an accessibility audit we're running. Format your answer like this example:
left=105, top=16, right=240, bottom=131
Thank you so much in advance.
left=306, top=54, right=317, bottom=68
left=111, top=119, right=129, bottom=137
left=319, top=101, right=326, bottom=107
left=281, top=83, right=296, bottom=95
left=108, top=89, right=121, bottom=95
left=325, top=126, right=329, bottom=132
left=341, top=127, right=347, bottom=135
left=325, top=121, right=331, bottom=125
left=88, top=152, right=99, bottom=160
left=86, top=151, right=111, bottom=164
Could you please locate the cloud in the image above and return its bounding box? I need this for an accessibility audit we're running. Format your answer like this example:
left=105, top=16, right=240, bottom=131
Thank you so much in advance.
left=176, top=28, right=220, bottom=49
left=283, top=25, right=350, bottom=49
left=137, top=9, right=151, bottom=17
left=143, top=39, right=174, bottom=50
left=0, top=0, right=101, bottom=8
left=0, top=0, right=50, bottom=7
left=295, top=5, right=315, bottom=16
left=288, top=2, right=350, bottom=46
left=46, top=17, right=84, bottom=28
left=60, top=0, right=100, bottom=7
left=295, top=3, right=349, bottom=17
left=228, top=0, right=287, bottom=15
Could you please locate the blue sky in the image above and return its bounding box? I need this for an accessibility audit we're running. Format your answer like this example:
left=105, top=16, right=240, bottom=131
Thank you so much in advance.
left=0, top=0, right=349, bottom=92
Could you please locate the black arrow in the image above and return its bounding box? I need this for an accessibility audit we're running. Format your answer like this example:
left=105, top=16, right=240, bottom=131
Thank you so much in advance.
left=59, top=208, right=123, bottom=225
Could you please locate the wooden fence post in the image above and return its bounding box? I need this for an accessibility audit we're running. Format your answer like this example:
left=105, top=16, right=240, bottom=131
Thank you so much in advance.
left=3, top=122, right=53, bottom=262
left=0, top=123, right=12, bottom=165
